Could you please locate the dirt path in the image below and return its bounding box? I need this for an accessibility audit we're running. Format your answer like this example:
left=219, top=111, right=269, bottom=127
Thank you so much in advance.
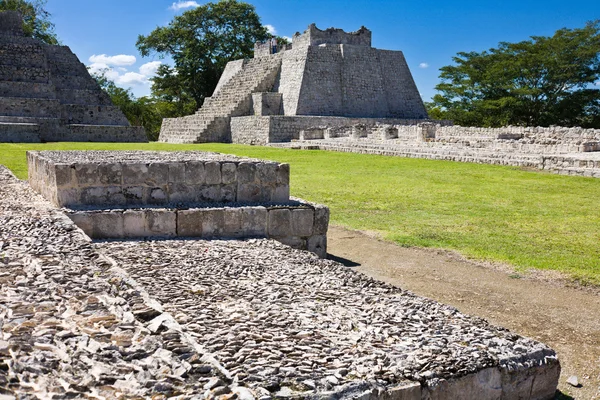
left=327, top=225, right=600, bottom=399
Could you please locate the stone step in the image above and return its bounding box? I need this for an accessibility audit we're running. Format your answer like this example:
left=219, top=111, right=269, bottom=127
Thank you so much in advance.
left=61, top=104, right=130, bottom=126
left=0, top=81, right=56, bottom=99
left=0, top=122, right=41, bottom=142
left=0, top=64, right=50, bottom=83
left=55, top=88, right=112, bottom=106
left=0, top=96, right=61, bottom=118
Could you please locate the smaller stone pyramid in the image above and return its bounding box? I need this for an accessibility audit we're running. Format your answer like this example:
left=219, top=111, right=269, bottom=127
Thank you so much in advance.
left=0, top=11, right=147, bottom=143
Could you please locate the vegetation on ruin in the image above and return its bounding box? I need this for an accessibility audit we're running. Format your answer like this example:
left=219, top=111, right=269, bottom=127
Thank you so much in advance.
left=136, top=0, right=269, bottom=111
left=2, top=142, right=599, bottom=286
left=0, top=0, right=58, bottom=44
left=427, top=21, right=600, bottom=128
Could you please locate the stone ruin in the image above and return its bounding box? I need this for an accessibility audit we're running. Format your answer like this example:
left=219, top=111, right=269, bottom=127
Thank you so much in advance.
left=0, top=149, right=561, bottom=398
left=27, top=150, right=329, bottom=257
left=159, top=24, right=434, bottom=145
left=0, top=11, right=147, bottom=143
left=282, top=123, right=600, bottom=178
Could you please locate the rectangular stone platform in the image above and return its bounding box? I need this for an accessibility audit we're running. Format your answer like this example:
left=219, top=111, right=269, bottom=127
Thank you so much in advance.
left=27, top=150, right=291, bottom=208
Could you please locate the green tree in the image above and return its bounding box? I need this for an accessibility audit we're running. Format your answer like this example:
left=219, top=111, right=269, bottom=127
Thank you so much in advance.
left=136, top=0, right=269, bottom=111
left=0, top=0, right=59, bottom=45
left=430, top=21, right=600, bottom=128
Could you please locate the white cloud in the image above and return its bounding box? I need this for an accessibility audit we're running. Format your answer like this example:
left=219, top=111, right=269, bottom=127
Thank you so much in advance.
left=419, top=62, right=429, bottom=69
left=89, top=54, right=136, bottom=67
left=169, top=1, right=200, bottom=10
left=264, top=24, right=277, bottom=35
left=139, top=61, right=162, bottom=77
left=283, top=36, right=292, bottom=42
left=118, top=72, right=148, bottom=85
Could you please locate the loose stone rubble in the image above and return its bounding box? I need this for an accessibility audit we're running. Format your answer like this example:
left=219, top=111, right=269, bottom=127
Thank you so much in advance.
left=1, top=164, right=560, bottom=399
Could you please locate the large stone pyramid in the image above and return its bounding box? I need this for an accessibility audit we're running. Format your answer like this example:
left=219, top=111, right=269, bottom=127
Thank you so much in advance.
left=159, top=24, right=429, bottom=144
left=0, top=11, right=147, bottom=143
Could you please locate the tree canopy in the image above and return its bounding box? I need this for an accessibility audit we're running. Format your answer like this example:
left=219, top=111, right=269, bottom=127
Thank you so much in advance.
left=136, top=0, right=269, bottom=110
left=0, top=0, right=59, bottom=45
left=428, top=21, right=600, bottom=128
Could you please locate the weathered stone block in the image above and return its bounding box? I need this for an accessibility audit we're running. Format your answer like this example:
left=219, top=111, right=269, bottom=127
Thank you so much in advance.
left=257, top=163, right=277, bottom=184
left=123, top=186, right=144, bottom=205
left=176, top=209, right=203, bottom=236
left=241, top=206, right=267, bottom=237
left=205, top=161, right=221, bottom=185
left=147, top=187, right=167, bottom=205
left=67, top=212, right=93, bottom=237
left=75, top=163, right=99, bottom=186
left=185, top=161, right=205, bottom=184
left=291, top=208, right=314, bottom=237
left=198, top=185, right=222, bottom=202
left=122, top=163, right=148, bottom=185
left=168, top=183, right=195, bottom=204
left=91, top=212, right=123, bottom=239
left=273, top=184, right=290, bottom=203
left=276, top=236, right=306, bottom=250
left=56, top=188, right=79, bottom=207
left=223, top=208, right=243, bottom=237
left=313, top=204, right=330, bottom=235
left=146, top=209, right=176, bottom=236
left=147, top=163, right=169, bottom=186
left=237, top=162, right=256, bottom=184
left=238, top=183, right=262, bottom=203
left=168, top=162, right=185, bottom=183
left=54, top=164, right=73, bottom=187
left=123, top=210, right=146, bottom=237
left=105, top=186, right=126, bottom=206
left=276, top=164, right=289, bottom=184
left=307, top=235, right=327, bottom=258
left=221, top=184, right=236, bottom=202
left=221, top=162, right=237, bottom=184
left=98, top=164, right=122, bottom=185
left=202, top=209, right=225, bottom=238
left=80, top=186, right=108, bottom=205
left=268, top=208, right=291, bottom=237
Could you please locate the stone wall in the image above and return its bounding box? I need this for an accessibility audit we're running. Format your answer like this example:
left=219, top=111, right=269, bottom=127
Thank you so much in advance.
left=0, top=11, right=24, bottom=36
left=292, top=23, right=371, bottom=48
left=252, top=92, right=282, bottom=116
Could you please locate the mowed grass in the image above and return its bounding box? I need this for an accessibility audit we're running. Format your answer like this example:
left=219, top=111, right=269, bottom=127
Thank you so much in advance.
left=2, top=142, right=599, bottom=285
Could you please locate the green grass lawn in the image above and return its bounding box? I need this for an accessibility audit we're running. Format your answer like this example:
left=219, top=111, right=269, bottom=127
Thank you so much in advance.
left=2, top=142, right=599, bottom=285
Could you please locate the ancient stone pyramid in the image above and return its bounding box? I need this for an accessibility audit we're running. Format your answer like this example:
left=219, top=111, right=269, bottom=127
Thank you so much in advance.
left=0, top=11, right=147, bottom=143
left=159, top=24, right=429, bottom=144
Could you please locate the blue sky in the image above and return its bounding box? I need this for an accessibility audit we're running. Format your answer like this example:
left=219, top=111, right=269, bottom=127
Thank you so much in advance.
left=46, top=0, right=600, bottom=100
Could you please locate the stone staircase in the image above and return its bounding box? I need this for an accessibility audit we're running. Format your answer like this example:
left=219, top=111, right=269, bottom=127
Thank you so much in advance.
left=159, top=54, right=283, bottom=143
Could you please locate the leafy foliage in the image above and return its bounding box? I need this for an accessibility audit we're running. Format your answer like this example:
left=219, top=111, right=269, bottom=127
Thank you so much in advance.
left=136, top=0, right=269, bottom=111
left=0, top=0, right=59, bottom=45
left=430, top=21, right=600, bottom=128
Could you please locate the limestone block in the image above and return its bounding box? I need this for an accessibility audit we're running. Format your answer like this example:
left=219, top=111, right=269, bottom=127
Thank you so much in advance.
left=80, top=186, right=109, bottom=206
left=123, top=186, right=144, bottom=205
left=168, top=162, right=185, bottom=183
left=237, top=162, right=257, bottom=184
left=185, top=161, right=205, bottom=185
left=237, top=183, right=262, bottom=203
left=74, top=163, right=99, bottom=186
left=221, top=163, right=237, bottom=184
left=291, top=208, right=314, bottom=237
left=202, top=209, right=225, bottom=238
left=146, top=209, right=176, bottom=237
left=268, top=208, right=291, bottom=237
left=122, top=163, right=148, bottom=185
left=221, top=184, right=236, bottom=202
left=276, top=164, right=290, bottom=185
left=176, top=209, right=203, bottom=236
left=307, top=235, right=327, bottom=258
left=241, top=206, right=267, bottom=237
left=198, top=185, right=222, bottom=202
left=205, top=162, right=222, bottom=185
left=147, top=187, right=168, bottom=205
left=257, top=163, right=277, bottom=185
left=276, top=236, right=306, bottom=250
left=168, top=183, right=195, bottom=204
left=423, top=367, right=502, bottom=400
left=147, top=163, right=169, bottom=186
left=313, top=204, right=330, bottom=235
left=223, top=208, right=243, bottom=237
left=67, top=212, right=93, bottom=237
left=379, top=381, right=421, bottom=400
left=90, top=212, right=124, bottom=239
left=97, top=164, right=122, bottom=185
left=54, top=164, right=74, bottom=187
left=273, top=184, right=290, bottom=203
left=56, top=188, right=79, bottom=207
left=123, top=210, right=146, bottom=237
left=105, top=186, right=126, bottom=206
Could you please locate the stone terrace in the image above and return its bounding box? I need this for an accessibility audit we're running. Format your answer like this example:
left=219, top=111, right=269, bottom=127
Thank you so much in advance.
left=0, top=164, right=561, bottom=398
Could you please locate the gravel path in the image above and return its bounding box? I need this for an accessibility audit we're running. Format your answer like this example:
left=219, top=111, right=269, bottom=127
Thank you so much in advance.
left=0, top=164, right=559, bottom=399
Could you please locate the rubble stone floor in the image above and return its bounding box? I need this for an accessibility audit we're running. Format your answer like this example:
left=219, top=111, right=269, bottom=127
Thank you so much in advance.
left=0, top=165, right=559, bottom=399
